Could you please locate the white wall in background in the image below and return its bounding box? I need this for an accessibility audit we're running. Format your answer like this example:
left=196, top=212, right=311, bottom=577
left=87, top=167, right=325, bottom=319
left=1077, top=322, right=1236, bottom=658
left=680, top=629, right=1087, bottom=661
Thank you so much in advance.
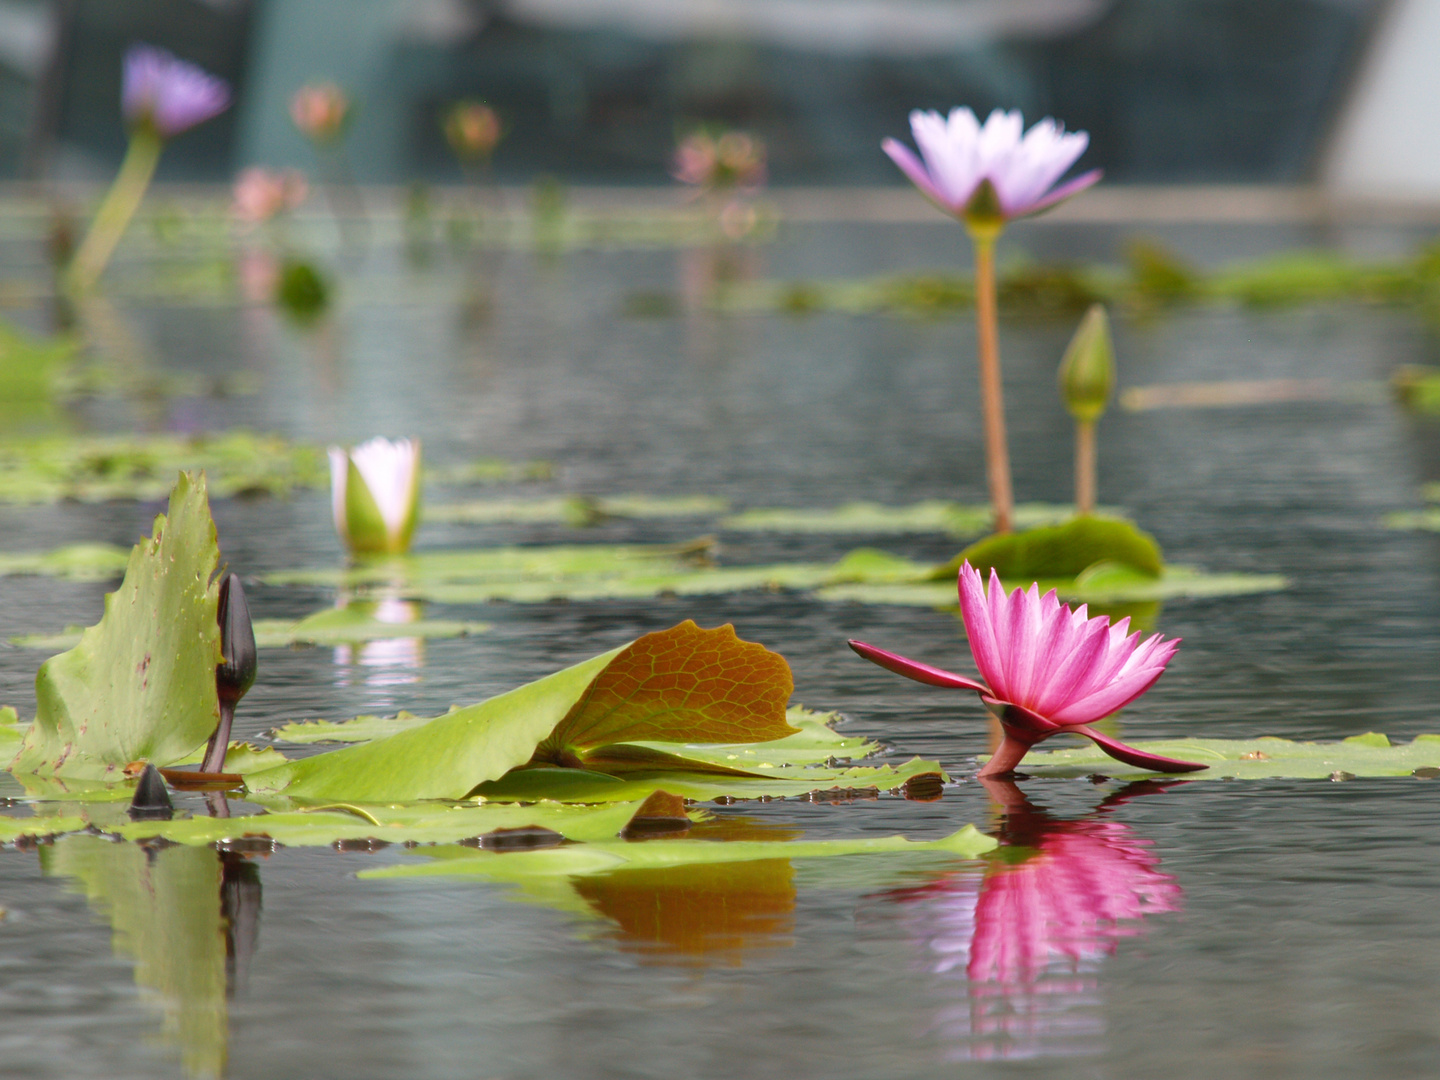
left=1325, top=0, right=1440, bottom=200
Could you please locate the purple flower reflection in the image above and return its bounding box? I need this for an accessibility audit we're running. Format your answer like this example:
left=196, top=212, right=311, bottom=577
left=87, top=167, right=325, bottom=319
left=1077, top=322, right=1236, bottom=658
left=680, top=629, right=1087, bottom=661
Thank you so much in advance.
left=882, top=781, right=1181, bottom=1060
left=122, top=45, right=231, bottom=139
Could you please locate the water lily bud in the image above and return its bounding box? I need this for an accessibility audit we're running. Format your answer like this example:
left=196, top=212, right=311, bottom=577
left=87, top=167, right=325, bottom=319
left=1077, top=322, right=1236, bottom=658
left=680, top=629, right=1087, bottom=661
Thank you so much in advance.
left=128, top=763, right=174, bottom=820
left=216, top=573, right=257, bottom=707
left=444, top=101, right=502, bottom=162
left=290, top=83, right=350, bottom=144
left=1058, top=304, right=1115, bottom=423
left=329, top=437, right=422, bottom=555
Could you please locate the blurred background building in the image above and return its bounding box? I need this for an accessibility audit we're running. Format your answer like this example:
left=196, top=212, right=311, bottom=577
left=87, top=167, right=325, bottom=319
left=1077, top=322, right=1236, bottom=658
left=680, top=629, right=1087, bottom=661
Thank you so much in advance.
left=0, top=0, right=1433, bottom=197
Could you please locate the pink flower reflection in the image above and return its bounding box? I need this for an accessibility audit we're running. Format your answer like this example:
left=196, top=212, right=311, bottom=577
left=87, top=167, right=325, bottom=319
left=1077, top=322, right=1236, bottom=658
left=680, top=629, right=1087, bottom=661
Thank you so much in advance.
left=333, top=597, right=424, bottom=700
left=882, top=781, right=1181, bottom=1060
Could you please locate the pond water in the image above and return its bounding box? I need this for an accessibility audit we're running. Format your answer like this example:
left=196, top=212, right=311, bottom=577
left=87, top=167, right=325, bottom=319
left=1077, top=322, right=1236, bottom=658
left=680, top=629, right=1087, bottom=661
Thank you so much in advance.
left=2, top=206, right=1440, bottom=1078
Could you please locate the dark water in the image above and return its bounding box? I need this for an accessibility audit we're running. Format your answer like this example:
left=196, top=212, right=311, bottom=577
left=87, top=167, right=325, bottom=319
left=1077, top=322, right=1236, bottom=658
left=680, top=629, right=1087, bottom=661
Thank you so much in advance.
left=2, top=211, right=1440, bottom=1078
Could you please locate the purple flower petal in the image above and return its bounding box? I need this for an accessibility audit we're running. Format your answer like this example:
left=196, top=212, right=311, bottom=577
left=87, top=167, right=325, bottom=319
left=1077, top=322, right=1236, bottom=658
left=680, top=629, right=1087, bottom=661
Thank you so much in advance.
left=881, top=137, right=951, bottom=211
left=123, top=44, right=230, bottom=139
left=882, top=106, right=1097, bottom=224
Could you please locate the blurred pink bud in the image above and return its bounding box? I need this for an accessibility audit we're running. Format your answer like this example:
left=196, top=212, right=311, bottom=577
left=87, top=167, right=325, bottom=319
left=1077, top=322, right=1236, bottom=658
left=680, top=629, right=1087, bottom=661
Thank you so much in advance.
left=290, top=83, right=350, bottom=143
left=444, top=101, right=502, bottom=162
left=232, top=167, right=308, bottom=223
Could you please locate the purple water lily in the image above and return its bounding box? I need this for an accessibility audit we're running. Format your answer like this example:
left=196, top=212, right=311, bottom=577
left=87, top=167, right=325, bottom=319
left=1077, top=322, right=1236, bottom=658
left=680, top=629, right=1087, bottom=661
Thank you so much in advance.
left=883, top=107, right=1100, bottom=227
left=850, top=562, right=1204, bottom=777
left=122, top=44, right=231, bottom=139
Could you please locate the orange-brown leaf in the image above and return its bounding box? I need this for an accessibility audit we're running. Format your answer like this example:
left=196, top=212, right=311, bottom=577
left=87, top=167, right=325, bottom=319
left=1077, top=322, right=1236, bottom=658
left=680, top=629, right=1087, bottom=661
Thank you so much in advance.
left=543, top=620, right=795, bottom=755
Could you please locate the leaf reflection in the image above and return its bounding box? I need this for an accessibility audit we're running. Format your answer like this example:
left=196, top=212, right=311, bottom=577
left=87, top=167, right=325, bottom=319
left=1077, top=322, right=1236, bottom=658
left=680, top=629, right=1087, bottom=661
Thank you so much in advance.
left=41, top=835, right=262, bottom=1078
left=878, top=780, right=1182, bottom=1061
left=572, top=817, right=802, bottom=965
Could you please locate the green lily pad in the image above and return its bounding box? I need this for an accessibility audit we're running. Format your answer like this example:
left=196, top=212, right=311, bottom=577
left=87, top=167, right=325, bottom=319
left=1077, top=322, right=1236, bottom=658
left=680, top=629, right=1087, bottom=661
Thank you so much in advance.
left=10, top=607, right=491, bottom=653
left=941, top=517, right=1164, bottom=581
left=9, top=472, right=222, bottom=780
left=264, top=542, right=932, bottom=605
left=998, top=732, right=1440, bottom=780
left=0, top=543, right=132, bottom=581
left=424, top=458, right=555, bottom=485
left=1384, top=508, right=1440, bottom=531
left=466, top=756, right=944, bottom=804
left=427, top=494, right=729, bottom=526
left=360, top=823, right=998, bottom=882
left=0, top=316, right=75, bottom=419
left=252, top=607, right=490, bottom=647
left=721, top=501, right=1100, bottom=537
left=0, top=431, right=328, bottom=504
left=245, top=620, right=799, bottom=802
left=816, top=564, right=1288, bottom=607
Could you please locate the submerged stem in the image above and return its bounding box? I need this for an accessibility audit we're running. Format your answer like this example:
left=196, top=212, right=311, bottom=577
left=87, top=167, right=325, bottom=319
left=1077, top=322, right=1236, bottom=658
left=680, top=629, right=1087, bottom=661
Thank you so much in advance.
left=1075, top=418, right=1097, bottom=515
left=970, top=229, right=1014, bottom=533
left=66, top=130, right=164, bottom=295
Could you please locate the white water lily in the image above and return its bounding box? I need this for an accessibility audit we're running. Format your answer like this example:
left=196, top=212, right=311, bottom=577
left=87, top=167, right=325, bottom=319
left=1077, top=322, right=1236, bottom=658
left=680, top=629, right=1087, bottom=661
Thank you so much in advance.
left=328, top=437, right=422, bottom=554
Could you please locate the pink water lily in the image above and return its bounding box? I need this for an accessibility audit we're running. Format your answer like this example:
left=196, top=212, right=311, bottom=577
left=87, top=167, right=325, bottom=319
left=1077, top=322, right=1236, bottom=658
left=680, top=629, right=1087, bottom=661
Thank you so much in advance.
left=882, top=107, right=1100, bottom=226
left=849, top=562, right=1203, bottom=776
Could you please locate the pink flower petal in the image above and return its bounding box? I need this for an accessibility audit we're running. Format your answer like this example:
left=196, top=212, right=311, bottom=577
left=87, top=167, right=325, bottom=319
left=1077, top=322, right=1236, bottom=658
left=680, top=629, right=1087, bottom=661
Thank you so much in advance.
left=848, top=640, right=989, bottom=693
left=959, top=563, right=1006, bottom=693
left=1069, top=726, right=1207, bottom=773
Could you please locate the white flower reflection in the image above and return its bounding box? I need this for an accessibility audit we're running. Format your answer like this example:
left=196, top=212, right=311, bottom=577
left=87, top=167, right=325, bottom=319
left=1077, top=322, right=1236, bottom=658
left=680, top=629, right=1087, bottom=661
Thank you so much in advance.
left=333, top=595, right=424, bottom=701
left=875, top=779, right=1183, bottom=1061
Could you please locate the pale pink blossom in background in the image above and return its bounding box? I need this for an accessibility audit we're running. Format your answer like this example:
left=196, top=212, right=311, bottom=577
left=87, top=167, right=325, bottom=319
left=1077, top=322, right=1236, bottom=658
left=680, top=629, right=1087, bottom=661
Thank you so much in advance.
left=673, top=130, right=767, bottom=191
left=232, top=167, right=308, bottom=224
left=883, top=107, right=1099, bottom=225
left=290, top=82, right=351, bottom=143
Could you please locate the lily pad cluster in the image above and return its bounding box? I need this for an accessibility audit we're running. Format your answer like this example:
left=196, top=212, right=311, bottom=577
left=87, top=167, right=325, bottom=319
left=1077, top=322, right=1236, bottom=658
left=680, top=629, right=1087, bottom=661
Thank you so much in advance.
left=685, top=238, right=1440, bottom=320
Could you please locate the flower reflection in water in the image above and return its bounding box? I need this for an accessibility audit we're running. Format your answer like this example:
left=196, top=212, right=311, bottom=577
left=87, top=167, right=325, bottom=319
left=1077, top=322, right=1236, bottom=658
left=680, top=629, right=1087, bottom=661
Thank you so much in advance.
left=333, top=594, right=424, bottom=699
left=880, top=779, right=1182, bottom=1060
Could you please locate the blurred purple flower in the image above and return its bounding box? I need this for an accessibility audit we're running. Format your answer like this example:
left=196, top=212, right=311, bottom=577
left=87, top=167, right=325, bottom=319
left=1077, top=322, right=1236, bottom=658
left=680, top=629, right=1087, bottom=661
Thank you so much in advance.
left=122, top=44, right=230, bottom=139
left=850, top=562, right=1203, bottom=776
left=883, top=107, right=1099, bottom=227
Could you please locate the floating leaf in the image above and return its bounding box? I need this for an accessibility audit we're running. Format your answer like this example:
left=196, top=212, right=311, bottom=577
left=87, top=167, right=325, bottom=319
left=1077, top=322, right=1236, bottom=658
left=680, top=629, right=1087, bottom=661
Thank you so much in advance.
left=251, top=607, right=490, bottom=647
left=721, top=501, right=1097, bottom=537
left=360, top=824, right=999, bottom=882
left=424, top=458, right=555, bottom=485
left=817, top=564, right=1287, bottom=607
left=428, top=493, right=729, bottom=526
left=942, top=517, right=1164, bottom=582
left=10, top=473, right=221, bottom=780
left=998, top=733, right=1440, bottom=780
left=1384, top=508, right=1440, bottom=532
left=0, top=543, right=132, bottom=581
left=245, top=621, right=796, bottom=802
left=0, top=431, right=327, bottom=504
left=467, top=757, right=944, bottom=804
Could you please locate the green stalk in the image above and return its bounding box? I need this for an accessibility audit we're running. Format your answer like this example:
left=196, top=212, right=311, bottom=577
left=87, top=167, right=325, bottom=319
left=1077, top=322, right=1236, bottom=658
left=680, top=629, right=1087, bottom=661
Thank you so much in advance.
left=66, top=129, right=164, bottom=296
left=1075, top=417, right=1096, bottom=515
left=968, top=224, right=1014, bottom=533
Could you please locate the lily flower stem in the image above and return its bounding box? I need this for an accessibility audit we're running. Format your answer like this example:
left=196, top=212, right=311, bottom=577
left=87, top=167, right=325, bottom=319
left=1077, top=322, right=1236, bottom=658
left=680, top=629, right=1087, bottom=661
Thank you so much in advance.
left=970, top=228, right=1014, bottom=533
left=1075, top=417, right=1097, bottom=516
left=201, top=698, right=234, bottom=775
left=977, top=732, right=1032, bottom=778
left=66, top=129, right=163, bottom=295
